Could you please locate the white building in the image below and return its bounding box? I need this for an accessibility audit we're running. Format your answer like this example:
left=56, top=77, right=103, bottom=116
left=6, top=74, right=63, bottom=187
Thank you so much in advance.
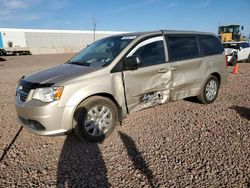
left=0, top=28, right=124, bottom=54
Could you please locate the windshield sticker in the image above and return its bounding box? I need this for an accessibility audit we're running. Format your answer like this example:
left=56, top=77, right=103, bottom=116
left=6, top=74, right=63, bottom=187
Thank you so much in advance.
left=121, top=36, right=137, bottom=40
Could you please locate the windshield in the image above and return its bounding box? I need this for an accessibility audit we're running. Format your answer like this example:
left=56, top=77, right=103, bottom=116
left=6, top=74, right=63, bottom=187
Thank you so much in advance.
left=68, top=36, right=136, bottom=67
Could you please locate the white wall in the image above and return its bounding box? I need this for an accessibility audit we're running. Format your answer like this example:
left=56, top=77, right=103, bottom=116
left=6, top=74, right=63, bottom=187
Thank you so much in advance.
left=1, top=30, right=26, bottom=48
left=0, top=28, right=126, bottom=54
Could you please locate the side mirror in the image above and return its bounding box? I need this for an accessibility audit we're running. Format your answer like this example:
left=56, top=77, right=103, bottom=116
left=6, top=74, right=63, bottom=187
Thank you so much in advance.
left=123, top=55, right=142, bottom=70
left=241, top=26, right=244, bottom=30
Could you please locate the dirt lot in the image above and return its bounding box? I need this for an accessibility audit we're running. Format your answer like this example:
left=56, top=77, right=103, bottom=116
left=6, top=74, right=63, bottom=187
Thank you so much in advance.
left=0, top=54, right=249, bottom=187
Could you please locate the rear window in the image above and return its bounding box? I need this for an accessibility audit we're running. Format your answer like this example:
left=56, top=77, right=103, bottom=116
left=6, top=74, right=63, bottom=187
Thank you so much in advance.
left=166, top=35, right=200, bottom=61
left=199, top=35, right=224, bottom=55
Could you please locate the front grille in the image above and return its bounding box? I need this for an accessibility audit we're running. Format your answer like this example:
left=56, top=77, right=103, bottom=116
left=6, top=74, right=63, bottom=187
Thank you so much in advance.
left=21, top=85, right=30, bottom=94
left=17, top=85, right=31, bottom=102
left=19, top=91, right=29, bottom=102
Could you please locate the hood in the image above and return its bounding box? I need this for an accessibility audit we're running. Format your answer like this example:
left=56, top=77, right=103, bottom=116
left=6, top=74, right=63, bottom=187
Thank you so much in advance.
left=24, top=64, right=101, bottom=84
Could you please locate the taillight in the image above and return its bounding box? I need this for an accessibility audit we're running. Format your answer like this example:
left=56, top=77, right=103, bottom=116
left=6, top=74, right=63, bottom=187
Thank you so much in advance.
left=225, top=55, right=228, bottom=67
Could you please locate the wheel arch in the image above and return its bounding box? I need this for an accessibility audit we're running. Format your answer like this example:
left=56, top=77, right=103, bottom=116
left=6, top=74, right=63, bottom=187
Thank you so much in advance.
left=198, top=71, right=221, bottom=96
left=211, top=72, right=221, bottom=84
left=72, top=92, right=123, bottom=130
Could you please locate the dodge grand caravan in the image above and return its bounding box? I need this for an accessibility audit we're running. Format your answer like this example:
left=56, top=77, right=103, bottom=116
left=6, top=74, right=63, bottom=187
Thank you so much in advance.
left=15, top=30, right=228, bottom=142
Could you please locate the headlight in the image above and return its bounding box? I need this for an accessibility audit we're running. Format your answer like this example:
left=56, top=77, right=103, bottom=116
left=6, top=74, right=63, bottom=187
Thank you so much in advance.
left=32, top=87, right=64, bottom=103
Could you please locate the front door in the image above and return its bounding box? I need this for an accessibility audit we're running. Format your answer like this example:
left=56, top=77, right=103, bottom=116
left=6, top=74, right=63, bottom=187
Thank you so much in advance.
left=123, top=36, right=173, bottom=113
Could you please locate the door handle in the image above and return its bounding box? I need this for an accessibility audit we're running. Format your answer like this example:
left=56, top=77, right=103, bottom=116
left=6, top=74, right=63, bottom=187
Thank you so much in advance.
left=158, top=68, right=168, bottom=73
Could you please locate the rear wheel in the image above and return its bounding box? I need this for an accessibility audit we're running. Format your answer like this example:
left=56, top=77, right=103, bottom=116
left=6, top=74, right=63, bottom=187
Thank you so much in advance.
left=247, top=54, right=250, bottom=63
left=74, top=96, right=118, bottom=142
left=197, top=75, right=219, bottom=104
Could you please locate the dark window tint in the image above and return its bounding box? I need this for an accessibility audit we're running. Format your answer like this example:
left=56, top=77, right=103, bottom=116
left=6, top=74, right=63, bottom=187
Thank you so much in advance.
left=238, top=43, right=243, bottom=49
left=223, top=43, right=238, bottom=49
left=200, top=35, right=224, bottom=55
left=240, top=43, right=250, bottom=48
left=134, top=41, right=165, bottom=67
left=166, top=36, right=200, bottom=61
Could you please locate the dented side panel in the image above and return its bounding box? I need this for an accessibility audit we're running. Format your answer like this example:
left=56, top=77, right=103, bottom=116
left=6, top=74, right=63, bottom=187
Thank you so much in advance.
left=123, top=63, right=173, bottom=113
left=171, top=58, right=204, bottom=101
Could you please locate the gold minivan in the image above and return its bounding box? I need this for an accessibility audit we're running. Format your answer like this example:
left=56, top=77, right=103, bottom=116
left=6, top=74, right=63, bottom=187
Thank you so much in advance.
left=15, top=30, right=228, bottom=142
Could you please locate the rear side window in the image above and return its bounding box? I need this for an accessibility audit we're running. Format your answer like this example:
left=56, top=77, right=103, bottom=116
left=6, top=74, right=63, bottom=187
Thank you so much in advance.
left=199, top=35, right=224, bottom=55
left=166, top=35, right=200, bottom=61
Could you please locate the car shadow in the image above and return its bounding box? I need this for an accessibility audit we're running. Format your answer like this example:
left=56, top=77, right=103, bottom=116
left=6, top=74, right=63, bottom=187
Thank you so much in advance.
left=0, top=57, right=6, bottom=62
left=230, top=106, right=250, bottom=120
left=118, top=131, right=158, bottom=187
left=184, top=96, right=200, bottom=104
left=56, top=134, right=109, bottom=187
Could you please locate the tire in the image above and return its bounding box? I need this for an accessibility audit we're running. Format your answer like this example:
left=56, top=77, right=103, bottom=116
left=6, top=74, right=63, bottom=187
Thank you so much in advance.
left=247, top=54, right=250, bottom=63
left=229, top=54, right=237, bottom=66
left=74, top=96, right=118, bottom=142
left=197, top=75, right=219, bottom=104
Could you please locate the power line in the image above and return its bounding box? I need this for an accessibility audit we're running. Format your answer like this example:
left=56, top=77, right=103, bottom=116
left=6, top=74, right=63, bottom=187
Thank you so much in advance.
left=93, top=17, right=97, bottom=42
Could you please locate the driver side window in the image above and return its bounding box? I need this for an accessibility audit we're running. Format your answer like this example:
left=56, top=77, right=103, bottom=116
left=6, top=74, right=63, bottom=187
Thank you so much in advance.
left=129, top=37, right=165, bottom=67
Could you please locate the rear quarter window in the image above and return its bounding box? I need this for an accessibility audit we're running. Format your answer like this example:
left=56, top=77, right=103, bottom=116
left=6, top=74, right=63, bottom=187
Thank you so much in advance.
left=165, top=35, right=200, bottom=61
left=199, top=35, right=224, bottom=56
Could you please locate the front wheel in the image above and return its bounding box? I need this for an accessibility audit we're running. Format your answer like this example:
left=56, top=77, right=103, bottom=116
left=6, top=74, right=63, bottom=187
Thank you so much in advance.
left=197, top=76, right=219, bottom=104
left=247, top=54, right=250, bottom=63
left=74, top=96, right=118, bottom=142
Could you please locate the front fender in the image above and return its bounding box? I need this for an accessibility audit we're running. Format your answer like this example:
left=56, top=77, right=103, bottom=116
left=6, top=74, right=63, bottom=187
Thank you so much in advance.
left=57, top=72, right=126, bottom=124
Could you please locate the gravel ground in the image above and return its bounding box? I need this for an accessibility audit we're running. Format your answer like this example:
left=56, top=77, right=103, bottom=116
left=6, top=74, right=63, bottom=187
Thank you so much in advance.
left=0, top=54, right=249, bottom=187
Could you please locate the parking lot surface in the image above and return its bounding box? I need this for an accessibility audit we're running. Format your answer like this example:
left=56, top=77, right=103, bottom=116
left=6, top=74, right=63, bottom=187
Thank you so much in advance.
left=0, top=55, right=249, bottom=187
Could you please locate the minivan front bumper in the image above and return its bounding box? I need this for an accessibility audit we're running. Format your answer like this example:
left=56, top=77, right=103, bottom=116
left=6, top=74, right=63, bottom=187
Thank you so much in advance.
left=15, top=98, right=75, bottom=136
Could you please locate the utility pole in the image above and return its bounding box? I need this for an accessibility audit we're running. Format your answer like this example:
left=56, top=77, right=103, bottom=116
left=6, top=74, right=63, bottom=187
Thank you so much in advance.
left=92, top=17, right=96, bottom=42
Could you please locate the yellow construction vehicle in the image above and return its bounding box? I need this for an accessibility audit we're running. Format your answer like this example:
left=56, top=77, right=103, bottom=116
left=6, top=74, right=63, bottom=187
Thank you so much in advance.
left=218, top=25, right=244, bottom=42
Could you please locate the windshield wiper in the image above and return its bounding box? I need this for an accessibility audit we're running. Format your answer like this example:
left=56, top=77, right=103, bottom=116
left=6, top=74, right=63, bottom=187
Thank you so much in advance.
left=68, top=61, right=90, bottom=66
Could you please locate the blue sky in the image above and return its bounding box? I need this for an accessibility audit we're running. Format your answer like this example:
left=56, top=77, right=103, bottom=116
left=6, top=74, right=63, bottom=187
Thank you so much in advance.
left=0, top=0, right=250, bottom=36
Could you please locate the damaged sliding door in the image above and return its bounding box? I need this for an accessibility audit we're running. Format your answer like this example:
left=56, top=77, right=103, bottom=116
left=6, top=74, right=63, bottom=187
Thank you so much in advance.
left=123, top=36, right=173, bottom=113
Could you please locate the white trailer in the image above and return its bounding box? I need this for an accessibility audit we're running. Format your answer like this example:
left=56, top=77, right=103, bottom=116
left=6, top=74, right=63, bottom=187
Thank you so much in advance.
left=1, top=47, right=31, bottom=56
